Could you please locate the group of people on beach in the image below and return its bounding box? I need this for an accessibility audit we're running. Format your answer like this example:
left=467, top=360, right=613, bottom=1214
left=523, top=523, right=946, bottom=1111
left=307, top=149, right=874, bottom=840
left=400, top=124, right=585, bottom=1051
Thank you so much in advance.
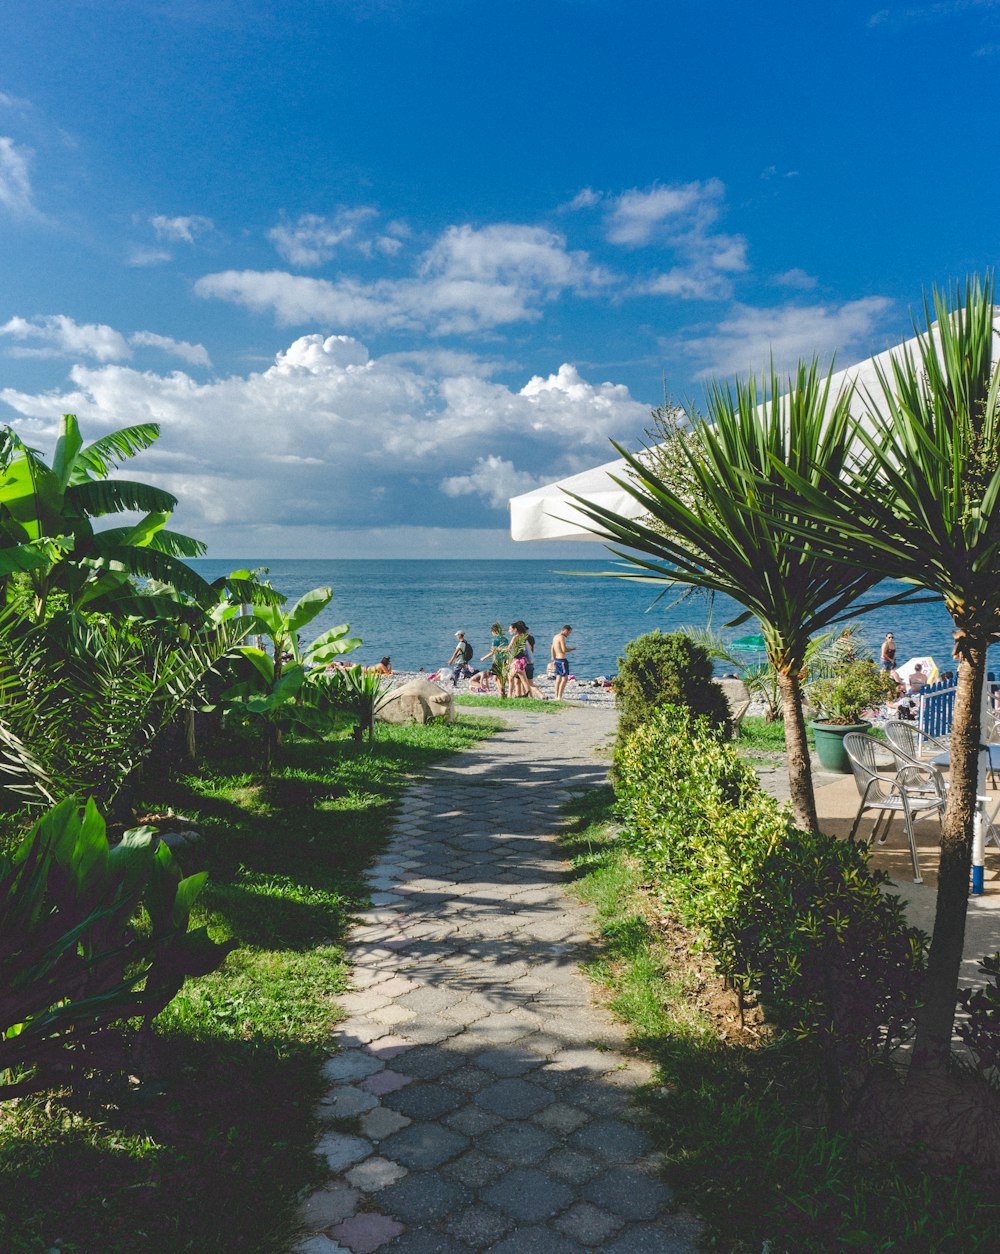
left=879, top=630, right=955, bottom=720
left=444, top=622, right=576, bottom=700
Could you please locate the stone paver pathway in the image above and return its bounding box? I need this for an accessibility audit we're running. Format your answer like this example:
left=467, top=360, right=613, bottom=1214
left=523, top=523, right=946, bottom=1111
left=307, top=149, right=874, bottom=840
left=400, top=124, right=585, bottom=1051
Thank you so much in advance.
left=294, top=705, right=701, bottom=1254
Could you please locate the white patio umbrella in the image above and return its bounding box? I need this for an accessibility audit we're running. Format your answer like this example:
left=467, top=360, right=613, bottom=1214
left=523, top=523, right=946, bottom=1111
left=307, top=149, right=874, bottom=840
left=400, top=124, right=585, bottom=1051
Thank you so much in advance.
left=508, top=322, right=1000, bottom=543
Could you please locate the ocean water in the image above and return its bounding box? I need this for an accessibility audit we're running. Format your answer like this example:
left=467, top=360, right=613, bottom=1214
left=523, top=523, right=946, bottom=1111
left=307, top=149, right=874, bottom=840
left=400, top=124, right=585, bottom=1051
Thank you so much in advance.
left=190, top=559, right=976, bottom=678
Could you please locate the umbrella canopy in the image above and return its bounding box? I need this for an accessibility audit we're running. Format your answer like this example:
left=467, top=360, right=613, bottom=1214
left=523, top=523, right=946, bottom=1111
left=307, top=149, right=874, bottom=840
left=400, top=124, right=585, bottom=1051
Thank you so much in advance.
left=730, top=633, right=767, bottom=650
left=509, top=321, right=1000, bottom=543
left=898, top=655, right=939, bottom=684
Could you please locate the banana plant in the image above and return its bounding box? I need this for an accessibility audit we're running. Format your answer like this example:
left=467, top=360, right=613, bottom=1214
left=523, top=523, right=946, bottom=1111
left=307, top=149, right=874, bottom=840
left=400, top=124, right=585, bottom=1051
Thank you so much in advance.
left=0, top=797, right=233, bottom=1098
left=223, top=586, right=362, bottom=772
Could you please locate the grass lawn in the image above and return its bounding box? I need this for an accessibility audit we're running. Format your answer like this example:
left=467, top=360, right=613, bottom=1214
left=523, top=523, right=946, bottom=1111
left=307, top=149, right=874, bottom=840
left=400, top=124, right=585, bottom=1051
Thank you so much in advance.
left=453, top=694, right=561, bottom=712
left=0, top=714, right=501, bottom=1254
left=561, top=786, right=1000, bottom=1253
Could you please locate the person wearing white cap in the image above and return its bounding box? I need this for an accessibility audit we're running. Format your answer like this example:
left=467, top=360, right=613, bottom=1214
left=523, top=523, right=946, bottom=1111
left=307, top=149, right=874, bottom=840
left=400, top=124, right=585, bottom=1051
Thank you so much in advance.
left=447, top=630, right=475, bottom=687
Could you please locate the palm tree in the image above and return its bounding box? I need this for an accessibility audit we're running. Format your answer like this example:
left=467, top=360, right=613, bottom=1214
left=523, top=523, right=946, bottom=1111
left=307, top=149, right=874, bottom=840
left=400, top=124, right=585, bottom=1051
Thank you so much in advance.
left=769, top=277, right=1000, bottom=1073
left=569, top=360, right=917, bottom=831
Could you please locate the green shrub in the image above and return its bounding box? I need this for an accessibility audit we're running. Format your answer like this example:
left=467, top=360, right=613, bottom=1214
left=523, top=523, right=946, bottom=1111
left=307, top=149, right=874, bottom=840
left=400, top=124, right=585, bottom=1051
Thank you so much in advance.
left=614, top=631, right=731, bottom=750
left=615, top=704, right=927, bottom=1121
left=958, top=952, right=1000, bottom=1072
left=0, top=797, right=233, bottom=1098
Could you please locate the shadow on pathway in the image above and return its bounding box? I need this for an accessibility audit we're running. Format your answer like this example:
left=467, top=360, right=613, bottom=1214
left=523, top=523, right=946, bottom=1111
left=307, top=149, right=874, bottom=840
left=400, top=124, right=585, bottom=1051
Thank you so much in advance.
left=293, top=706, right=701, bottom=1254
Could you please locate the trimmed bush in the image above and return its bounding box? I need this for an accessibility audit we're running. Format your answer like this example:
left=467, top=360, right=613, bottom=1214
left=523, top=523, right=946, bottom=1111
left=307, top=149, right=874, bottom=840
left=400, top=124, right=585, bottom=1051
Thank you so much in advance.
left=615, top=631, right=731, bottom=749
left=614, top=704, right=927, bottom=1121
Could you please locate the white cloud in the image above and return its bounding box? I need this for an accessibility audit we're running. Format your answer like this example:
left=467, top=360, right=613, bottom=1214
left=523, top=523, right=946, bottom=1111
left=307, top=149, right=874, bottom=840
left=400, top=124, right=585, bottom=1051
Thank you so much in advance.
left=562, top=187, right=602, bottom=211
left=0, top=136, right=37, bottom=217
left=869, top=0, right=1000, bottom=29
left=682, top=296, right=895, bottom=378
left=197, top=222, right=605, bottom=335
left=150, top=213, right=214, bottom=243
left=441, top=456, right=546, bottom=508
left=0, top=333, right=650, bottom=544
left=606, top=181, right=749, bottom=302
left=606, top=181, right=720, bottom=246
left=128, top=245, right=173, bottom=267
left=0, top=314, right=211, bottom=367
left=129, top=331, right=211, bottom=367
left=0, top=314, right=130, bottom=362
left=268, top=208, right=379, bottom=267
left=771, top=267, right=819, bottom=290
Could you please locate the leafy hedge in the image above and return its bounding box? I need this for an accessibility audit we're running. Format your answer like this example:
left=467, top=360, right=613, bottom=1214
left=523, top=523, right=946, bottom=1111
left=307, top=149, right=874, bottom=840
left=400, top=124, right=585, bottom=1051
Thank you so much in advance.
left=614, top=704, right=927, bottom=1120
left=615, top=631, right=731, bottom=748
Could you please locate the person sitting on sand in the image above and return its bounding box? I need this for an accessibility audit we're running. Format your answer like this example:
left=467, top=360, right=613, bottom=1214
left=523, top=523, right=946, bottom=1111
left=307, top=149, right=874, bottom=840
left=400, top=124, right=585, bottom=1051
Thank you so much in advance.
left=368, top=656, right=393, bottom=676
left=907, top=663, right=927, bottom=695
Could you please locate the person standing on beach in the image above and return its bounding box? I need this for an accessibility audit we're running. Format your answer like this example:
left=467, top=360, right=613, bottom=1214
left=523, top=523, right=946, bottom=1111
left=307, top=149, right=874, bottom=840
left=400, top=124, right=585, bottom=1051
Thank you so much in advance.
left=550, top=624, right=575, bottom=701
left=448, top=631, right=474, bottom=686
left=880, top=631, right=896, bottom=672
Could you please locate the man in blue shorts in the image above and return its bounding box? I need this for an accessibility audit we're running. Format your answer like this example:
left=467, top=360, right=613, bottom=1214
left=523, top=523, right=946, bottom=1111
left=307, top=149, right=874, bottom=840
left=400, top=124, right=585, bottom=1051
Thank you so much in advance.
left=550, top=624, right=575, bottom=701
left=448, top=630, right=475, bottom=686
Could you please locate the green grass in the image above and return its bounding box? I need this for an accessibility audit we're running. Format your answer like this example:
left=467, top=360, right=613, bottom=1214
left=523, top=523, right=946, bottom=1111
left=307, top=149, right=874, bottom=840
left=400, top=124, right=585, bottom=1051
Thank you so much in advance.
left=560, top=786, right=1000, bottom=1254
left=454, top=694, right=562, bottom=712
left=736, top=713, right=788, bottom=751
left=0, top=714, right=501, bottom=1254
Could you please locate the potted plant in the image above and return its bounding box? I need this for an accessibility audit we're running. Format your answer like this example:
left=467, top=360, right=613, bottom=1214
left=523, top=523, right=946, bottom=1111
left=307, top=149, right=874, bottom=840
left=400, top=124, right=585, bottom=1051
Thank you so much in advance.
left=808, top=658, right=897, bottom=772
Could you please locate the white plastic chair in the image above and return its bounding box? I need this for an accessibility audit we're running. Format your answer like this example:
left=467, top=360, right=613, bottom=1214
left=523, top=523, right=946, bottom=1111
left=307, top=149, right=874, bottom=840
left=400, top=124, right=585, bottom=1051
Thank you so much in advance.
left=844, top=731, right=945, bottom=884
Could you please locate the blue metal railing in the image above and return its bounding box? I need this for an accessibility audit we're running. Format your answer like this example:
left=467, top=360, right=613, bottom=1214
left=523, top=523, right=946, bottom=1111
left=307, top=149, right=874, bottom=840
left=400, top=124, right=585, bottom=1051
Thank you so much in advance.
left=918, top=672, right=997, bottom=737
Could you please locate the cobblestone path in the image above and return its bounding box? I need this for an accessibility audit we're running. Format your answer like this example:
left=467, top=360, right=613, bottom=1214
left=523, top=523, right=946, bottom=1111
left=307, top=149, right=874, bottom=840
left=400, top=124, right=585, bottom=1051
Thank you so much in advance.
left=294, top=705, right=701, bottom=1254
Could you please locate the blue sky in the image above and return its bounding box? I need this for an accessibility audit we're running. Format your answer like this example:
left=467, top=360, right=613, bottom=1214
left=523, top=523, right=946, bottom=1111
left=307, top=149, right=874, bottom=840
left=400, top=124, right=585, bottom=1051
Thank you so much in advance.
left=0, top=0, right=997, bottom=557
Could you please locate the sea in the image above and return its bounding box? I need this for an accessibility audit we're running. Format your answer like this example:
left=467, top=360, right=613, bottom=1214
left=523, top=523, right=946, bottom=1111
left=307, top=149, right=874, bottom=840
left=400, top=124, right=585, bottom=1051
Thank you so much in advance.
left=189, top=558, right=981, bottom=679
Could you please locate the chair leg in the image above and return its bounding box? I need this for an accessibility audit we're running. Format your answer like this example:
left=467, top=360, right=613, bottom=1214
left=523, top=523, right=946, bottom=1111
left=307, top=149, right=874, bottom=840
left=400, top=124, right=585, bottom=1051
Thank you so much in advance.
left=900, top=797, right=923, bottom=884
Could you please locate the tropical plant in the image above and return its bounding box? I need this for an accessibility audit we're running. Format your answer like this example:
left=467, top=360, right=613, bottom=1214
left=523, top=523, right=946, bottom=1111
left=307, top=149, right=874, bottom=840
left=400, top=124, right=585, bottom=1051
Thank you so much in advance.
left=0, top=797, right=233, bottom=1098
left=320, top=665, right=391, bottom=743
left=808, top=658, right=896, bottom=726
left=0, top=415, right=220, bottom=620
left=766, top=276, right=1000, bottom=1073
left=741, top=661, right=782, bottom=723
left=224, top=586, right=361, bottom=771
left=570, top=362, right=916, bottom=831
left=0, top=604, right=252, bottom=815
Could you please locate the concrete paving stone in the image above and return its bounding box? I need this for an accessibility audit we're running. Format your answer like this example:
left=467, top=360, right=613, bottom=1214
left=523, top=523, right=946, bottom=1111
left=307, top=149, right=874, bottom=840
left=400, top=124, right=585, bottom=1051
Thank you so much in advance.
left=385, top=1081, right=464, bottom=1121
left=395, top=1018, right=462, bottom=1046
left=317, top=1131, right=374, bottom=1172
left=374, top=975, right=423, bottom=998
left=483, top=1224, right=580, bottom=1254
left=570, top=1118, right=652, bottom=1162
left=562, top=1080, right=632, bottom=1117
left=443, top=1065, right=494, bottom=1095
left=446, top=1204, right=515, bottom=1247
left=525, top=1033, right=572, bottom=1060
left=383, top=1231, right=471, bottom=1254
left=362, top=1069, right=413, bottom=1096
left=472, top=1046, right=542, bottom=1078
left=323, top=1051, right=385, bottom=1083
left=336, top=1021, right=395, bottom=1046
left=369, top=892, right=404, bottom=907
left=603, top=1221, right=701, bottom=1253
left=475, top=1078, right=553, bottom=1118
left=359, top=1106, right=412, bottom=1140
left=292, top=1236, right=350, bottom=1254
left=606, top=1057, right=657, bottom=1088
left=366, top=1035, right=416, bottom=1062
left=380, top=1122, right=469, bottom=1170
left=531, top=1102, right=590, bottom=1135
left=298, top=1181, right=361, bottom=1229
left=481, top=1167, right=574, bottom=1223
left=345, top=1155, right=409, bottom=1192
left=480, top=1121, right=555, bottom=1165
left=441, top=1148, right=508, bottom=1188
left=317, top=1086, right=379, bottom=1119
left=461, top=1019, right=532, bottom=1048
left=379, top=1172, right=472, bottom=1225
left=442, top=1102, right=504, bottom=1137
left=395, top=1044, right=463, bottom=1080
left=369, top=1003, right=417, bottom=1026
left=584, top=1165, right=674, bottom=1220
left=542, top=1148, right=602, bottom=1185
left=543, top=1046, right=617, bottom=1077
left=553, top=1200, right=624, bottom=1245
left=330, top=1212, right=405, bottom=1254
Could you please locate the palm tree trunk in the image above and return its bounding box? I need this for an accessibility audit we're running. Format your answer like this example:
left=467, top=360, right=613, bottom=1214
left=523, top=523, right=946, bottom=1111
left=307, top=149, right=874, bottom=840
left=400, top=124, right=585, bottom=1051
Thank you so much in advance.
left=910, top=641, right=986, bottom=1074
left=777, top=668, right=818, bottom=832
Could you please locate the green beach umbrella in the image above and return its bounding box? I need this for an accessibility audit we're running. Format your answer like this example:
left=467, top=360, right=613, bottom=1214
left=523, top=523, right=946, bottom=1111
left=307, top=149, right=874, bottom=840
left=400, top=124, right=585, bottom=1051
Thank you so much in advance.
left=730, top=633, right=767, bottom=650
